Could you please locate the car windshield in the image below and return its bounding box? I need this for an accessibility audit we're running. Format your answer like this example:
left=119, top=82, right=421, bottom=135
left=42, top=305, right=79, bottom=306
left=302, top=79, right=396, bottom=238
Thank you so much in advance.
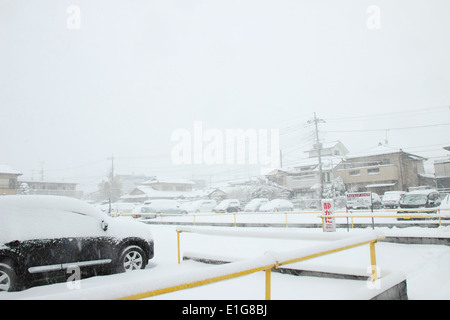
left=402, top=194, right=428, bottom=205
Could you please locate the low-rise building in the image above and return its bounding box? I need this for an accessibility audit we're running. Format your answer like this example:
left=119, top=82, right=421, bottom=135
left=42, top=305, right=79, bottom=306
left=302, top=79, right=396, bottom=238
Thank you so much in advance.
left=434, top=146, right=450, bottom=192
left=266, top=141, right=348, bottom=199
left=0, top=164, right=22, bottom=195
left=335, top=144, right=427, bottom=194
left=18, top=180, right=83, bottom=199
left=120, top=177, right=202, bottom=202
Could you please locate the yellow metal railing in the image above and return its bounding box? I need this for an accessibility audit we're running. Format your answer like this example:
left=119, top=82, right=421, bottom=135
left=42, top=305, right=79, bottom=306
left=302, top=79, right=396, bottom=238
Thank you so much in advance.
left=117, top=229, right=385, bottom=300
left=123, top=211, right=309, bottom=227
left=120, top=208, right=450, bottom=228
left=319, top=208, right=450, bottom=230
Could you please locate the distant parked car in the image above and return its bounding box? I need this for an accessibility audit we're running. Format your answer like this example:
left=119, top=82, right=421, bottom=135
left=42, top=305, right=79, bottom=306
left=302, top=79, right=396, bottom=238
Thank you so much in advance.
left=259, top=199, right=294, bottom=212
left=213, top=199, right=240, bottom=213
left=140, top=199, right=185, bottom=217
left=439, top=194, right=450, bottom=210
left=0, top=195, right=154, bottom=292
left=397, top=189, right=441, bottom=219
left=180, top=200, right=217, bottom=213
left=382, top=191, right=406, bottom=209
left=371, top=193, right=382, bottom=209
left=347, top=193, right=382, bottom=210
left=244, top=198, right=269, bottom=212
left=439, top=194, right=450, bottom=219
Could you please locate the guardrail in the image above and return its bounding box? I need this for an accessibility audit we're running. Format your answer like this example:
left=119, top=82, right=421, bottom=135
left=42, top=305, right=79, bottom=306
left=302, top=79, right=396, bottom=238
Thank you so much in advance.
left=121, top=210, right=317, bottom=227
left=117, top=228, right=385, bottom=300
left=319, top=208, right=450, bottom=230
left=119, top=207, right=450, bottom=229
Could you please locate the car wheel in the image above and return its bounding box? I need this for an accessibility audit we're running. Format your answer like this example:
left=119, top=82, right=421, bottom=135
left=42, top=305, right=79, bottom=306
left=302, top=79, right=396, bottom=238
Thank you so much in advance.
left=0, top=262, right=17, bottom=292
left=117, top=246, right=147, bottom=273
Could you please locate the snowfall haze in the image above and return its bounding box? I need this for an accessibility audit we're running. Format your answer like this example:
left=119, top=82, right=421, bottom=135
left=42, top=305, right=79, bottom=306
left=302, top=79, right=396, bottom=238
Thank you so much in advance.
left=0, top=0, right=449, bottom=192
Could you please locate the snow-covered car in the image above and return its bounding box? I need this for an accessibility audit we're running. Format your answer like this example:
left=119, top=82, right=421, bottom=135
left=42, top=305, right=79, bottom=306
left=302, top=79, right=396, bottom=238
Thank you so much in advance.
left=140, top=199, right=185, bottom=216
left=0, top=195, right=154, bottom=292
left=213, top=199, right=240, bottom=213
left=347, top=193, right=382, bottom=210
left=259, top=199, right=294, bottom=212
left=440, top=194, right=450, bottom=210
left=180, top=200, right=217, bottom=213
left=397, top=189, right=441, bottom=219
left=382, top=191, right=406, bottom=209
left=439, top=194, right=450, bottom=220
left=244, top=198, right=269, bottom=212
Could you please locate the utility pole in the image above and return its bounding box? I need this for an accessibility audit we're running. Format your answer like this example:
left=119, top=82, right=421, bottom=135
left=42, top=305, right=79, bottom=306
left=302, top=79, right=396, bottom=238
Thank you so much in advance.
left=279, top=150, right=283, bottom=168
left=107, top=154, right=115, bottom=204
left=38, top=161, right=45, bottom=181
left=307, top=113, right=325, bottom=199
left=108, top=154, right=115, bottom=183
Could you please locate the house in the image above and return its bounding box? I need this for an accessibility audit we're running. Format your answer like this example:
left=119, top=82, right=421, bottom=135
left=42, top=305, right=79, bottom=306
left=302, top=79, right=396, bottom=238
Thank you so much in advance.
left=0, top=164, right=22, bottom=195
left=120, top=177, right=204, bottom=202
left=433, top=146, right=450, bottom=192
left=18, top=180, right=83, bottom=199
left=335, top=144, right=427, bottom=194
left=305, top=140, right=349, bottom=158
left=207, top=177, right=292, bottom=203
left=142, top=177, right=194, bottom=192
left=116, top=174, right=154, bottom=195
left=266, top=141, right=349, bottom=199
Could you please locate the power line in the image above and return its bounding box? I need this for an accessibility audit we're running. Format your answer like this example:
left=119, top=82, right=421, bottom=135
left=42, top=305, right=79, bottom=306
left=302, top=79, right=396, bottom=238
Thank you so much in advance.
left=325, top=105, right=448, bottom=122
left=326, top=122, right=450, bottom=133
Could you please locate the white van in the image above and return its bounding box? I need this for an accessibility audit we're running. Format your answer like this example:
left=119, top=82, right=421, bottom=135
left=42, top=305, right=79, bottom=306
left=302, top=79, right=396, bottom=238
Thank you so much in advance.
left=181, top=200, right=217, bottom=213
left=244, top=198, right=269, bottom=212
left=382, top=191, right=406, bottom=209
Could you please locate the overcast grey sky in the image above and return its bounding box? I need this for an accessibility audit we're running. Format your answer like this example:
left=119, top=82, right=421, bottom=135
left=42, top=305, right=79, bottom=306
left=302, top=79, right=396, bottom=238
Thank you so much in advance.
left=1, top=0, right=449, bottom=191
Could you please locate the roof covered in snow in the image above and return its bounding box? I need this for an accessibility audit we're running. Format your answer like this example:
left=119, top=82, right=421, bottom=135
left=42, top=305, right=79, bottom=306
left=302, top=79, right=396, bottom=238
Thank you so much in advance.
left=345, top=144, right=427, bottom=161
left=122, top=186, right=206, bottom=200
left=0, top=164, right=22, bottom=175
left=142, top=177, right=195, bottom=185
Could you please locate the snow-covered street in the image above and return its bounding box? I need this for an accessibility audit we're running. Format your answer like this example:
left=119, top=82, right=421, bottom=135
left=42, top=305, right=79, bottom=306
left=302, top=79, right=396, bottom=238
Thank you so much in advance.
left=1, top=222, right=449, bottom=300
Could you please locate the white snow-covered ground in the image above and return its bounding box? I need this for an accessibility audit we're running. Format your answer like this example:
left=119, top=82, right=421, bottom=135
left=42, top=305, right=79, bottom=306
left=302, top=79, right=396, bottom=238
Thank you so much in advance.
left=1, top=220, right=449, bottom=300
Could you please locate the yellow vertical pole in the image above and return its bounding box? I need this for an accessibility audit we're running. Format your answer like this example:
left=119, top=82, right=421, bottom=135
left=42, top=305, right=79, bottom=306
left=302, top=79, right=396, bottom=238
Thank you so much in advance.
left=233, top=213, right=236, bottom=227
left=193, top=215, right=196, bottom=226
left=285, top=212, right=288, bottom=228
left=438, top=209, right=442, bottom=227
left=369, top=241, right=377, bottom=281
left=351, top=211, right=354, bottom=229
left=321, top=216, right=325, bottom=232
left=177, top=231, right=181, bottom=264
left=265, top=268, right=271, bottom=300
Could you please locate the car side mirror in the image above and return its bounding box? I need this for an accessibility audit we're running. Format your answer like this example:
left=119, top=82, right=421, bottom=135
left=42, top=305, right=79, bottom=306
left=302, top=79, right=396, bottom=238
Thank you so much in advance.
left=101, top=220, right=108, bottom=231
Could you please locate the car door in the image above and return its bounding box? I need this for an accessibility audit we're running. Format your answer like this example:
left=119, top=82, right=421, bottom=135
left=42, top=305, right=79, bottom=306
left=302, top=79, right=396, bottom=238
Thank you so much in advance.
left=58, top=212, right=113, bottom=271
left=12, top=238, right=68, bottom=275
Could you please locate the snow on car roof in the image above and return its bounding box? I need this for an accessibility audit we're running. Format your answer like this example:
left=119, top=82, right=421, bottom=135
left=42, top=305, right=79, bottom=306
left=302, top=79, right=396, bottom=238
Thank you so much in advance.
left=0, top=195, right=152, bottom=244
left=406, top=189, right=437, bottom=195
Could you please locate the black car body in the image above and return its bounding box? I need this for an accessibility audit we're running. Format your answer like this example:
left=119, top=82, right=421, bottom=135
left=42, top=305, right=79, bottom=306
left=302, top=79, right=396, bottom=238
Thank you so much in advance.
left=0, top=195, right=154, bottom=292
